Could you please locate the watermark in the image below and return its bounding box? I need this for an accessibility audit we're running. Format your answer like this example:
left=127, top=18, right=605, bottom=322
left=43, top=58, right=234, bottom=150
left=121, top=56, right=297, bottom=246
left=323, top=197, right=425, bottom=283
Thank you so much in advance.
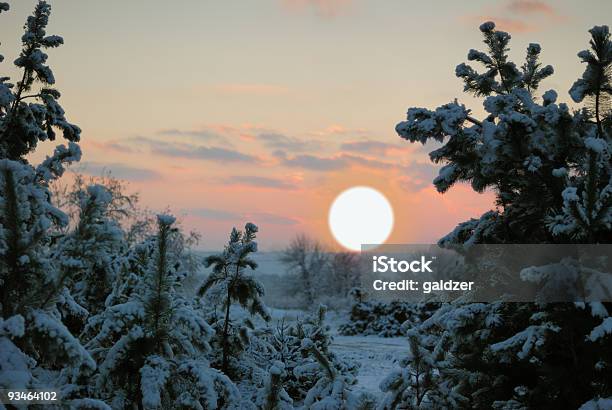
left=360, top=244, right=612, bottom=303
left=0, top=389, right=60, bottom=405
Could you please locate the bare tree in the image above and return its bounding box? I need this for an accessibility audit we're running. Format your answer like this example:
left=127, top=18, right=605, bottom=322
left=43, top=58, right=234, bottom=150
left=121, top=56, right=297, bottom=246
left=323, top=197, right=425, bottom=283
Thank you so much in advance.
left=280, top=234, right=328, bottom=306
left=328, top=252, right=362, bottom=298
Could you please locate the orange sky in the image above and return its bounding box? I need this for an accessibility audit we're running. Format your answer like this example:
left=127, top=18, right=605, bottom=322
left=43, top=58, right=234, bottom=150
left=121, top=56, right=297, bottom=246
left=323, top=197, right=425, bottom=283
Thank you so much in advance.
left=2, top=0, right=609, bottom=249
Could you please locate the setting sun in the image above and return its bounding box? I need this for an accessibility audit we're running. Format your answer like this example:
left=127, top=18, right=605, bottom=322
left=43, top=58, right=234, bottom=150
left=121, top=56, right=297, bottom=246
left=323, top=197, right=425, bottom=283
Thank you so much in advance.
left=328, top=186, right=394, bottom=251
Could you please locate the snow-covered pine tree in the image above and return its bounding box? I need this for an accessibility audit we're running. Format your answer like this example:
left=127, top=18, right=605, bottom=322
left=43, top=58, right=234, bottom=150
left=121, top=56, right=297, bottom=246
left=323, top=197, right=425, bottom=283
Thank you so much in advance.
left=53, top=184, right=125, bottom=333
left=297, top=312, right=372, bottom=410
left=299, top=337, right=355, bottom=410
left=255, top=361, right=294, bottom=410
left=393, top=22, right=612, bottom=408
left=0, top=1, right=80, bottom=161
left=0, top=152, right=112, bottom=406
left=286, top=305, right=359, bottom=408
left=87, top=215, right=239, bottom=409
left=550, top=25, right=612, bottom=241
left=0, top=3, right=110, bottom=407
left=198, top=222, right=271, bottom=376
left=378, top=330, right=461, bottom=409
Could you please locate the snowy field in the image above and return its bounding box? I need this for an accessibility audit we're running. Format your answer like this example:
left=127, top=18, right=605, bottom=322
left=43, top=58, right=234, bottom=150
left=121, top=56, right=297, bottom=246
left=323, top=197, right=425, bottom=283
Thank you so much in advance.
left=267, top=308, right=406, bottom=398
left=331, top=334, right=405, bottom=397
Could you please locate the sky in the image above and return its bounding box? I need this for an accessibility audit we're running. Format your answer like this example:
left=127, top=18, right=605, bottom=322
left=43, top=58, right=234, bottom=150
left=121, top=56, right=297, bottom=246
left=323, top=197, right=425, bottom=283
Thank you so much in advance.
left=1, top=0, right=611, bottom=250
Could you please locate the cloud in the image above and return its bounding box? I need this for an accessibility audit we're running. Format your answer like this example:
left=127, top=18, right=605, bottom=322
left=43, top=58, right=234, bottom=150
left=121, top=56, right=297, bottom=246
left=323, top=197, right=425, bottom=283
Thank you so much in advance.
left=189, top=208, right=299, bottom=225
left=76, top=162, right=161, bottom=181
left=506, top=0, right=556, bottom=16
left=131, top=137, right=260, bottom=163
left=153, top=145, right=260, bottom=163
left=250, top=212, right=300, bottom=226
left=282, top=153, right=345, bottom=171
left=214, top=83, right=290, bottom=96
left=223, top=175, right=298, bottom=190
left=460, top=0, right=566, bottom=33
left=258, top=132, right=321, bottom=152
left=189, top=208, right=239, bottom=220
left=280, top=0, right=352, bottom=18
left=397, top=161, right=440, bottom=192
left=340, top=140, right=407, bottom=155
left=157, top=128, right=224, bottom=141
left=309, top=124, right=368, bottom=137
left=341, top=154, right=395, bottom=170
left=470, top=16, right=536, bottom=33
left=86, top=140, right=138, bottom=153
left=280, top=152, right=395, bottom=171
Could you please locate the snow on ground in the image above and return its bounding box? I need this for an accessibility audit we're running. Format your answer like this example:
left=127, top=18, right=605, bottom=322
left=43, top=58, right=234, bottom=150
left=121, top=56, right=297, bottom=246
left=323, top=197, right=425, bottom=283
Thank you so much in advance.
left=332, top=333, right=406, bottom=397
left=268, top=307, right=406, bottom=398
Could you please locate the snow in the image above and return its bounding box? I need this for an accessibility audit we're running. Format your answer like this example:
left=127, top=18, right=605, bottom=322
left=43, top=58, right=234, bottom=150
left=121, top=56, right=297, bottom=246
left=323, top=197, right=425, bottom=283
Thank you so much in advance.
left=542, top=89, right=557, bottom=104
left=584, top=137, right=608, bottom=154
left=579, top=396, right=612, bottom=410
left=140, top=355, right=170, bottom=409
left=330, top=334, right=405, bottom=398
left=156, top=214, right=176, bottom=225
left=588, top=317, right=612, bottom=342
left=0, top=315, right=25, bottom=338
left=490, top=323, right=560, bottom=360
left=479, top=21, right=495, bottom=32
left=0, top=337, right=34, bottom=390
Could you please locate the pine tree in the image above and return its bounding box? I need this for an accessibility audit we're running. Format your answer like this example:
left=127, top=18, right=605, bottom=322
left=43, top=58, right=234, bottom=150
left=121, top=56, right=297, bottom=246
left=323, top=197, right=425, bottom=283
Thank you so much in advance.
left=0, top=154, right=110, bottom=406
left=255, top=361, right=294, bottom=410
left=53, top=184, right=125, bottom=334
left=198, top=222, right=271, bottom=376
left=0, top=3, right=109, bottom=406
left=378, top=330, right=461, bottom=409
left=393, top=21, right=612, bottom=408
left=0, top=1, right=80, bottom=160
left=86, top=215, right=239, bottom=409
left=289, top=305, right=359, bottom=407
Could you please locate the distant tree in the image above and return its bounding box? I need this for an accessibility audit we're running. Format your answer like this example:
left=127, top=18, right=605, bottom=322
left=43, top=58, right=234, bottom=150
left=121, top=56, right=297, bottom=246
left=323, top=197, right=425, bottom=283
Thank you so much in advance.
left=51, top=171, right=156, bottom=244
left=198, top=222, right=271, bottom=375
left=280, top=234, right=329, bottom=306
left=328, top=251, right=362, bottom=298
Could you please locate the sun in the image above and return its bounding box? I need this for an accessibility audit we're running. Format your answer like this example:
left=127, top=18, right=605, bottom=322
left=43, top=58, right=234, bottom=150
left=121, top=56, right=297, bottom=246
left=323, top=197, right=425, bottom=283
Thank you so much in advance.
left=328, top=186, right=394, bottom=251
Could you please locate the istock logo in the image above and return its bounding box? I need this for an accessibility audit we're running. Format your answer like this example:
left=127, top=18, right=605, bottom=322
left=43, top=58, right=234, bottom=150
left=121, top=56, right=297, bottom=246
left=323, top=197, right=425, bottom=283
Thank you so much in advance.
left=372, top=256, right=434, bottom=273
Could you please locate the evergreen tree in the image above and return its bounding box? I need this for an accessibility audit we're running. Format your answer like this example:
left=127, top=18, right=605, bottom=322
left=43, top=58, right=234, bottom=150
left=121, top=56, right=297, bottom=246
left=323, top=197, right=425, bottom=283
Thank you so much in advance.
left=198, top=222, right=271, bottom=376
left=87, top=215, right=239, bottom=409
left=392, top=22, right=612, bottom=409
left=0, top=153, right=111, bottom=406
left=54, top=184, right=125, bottom=333
left=378, top=330, right=460, bottom=409
left=0, top=3, right=108, bottom=406
left=255, top=361, right=294, bottom=410
left=0, top=1, right=80, bottom=160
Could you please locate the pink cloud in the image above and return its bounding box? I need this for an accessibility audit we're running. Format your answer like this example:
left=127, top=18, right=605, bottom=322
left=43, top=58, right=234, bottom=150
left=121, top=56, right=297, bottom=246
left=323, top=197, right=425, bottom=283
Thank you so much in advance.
left=506, top=0, right=556, bottom=16
left=460, top=0, right=567, bottom=33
